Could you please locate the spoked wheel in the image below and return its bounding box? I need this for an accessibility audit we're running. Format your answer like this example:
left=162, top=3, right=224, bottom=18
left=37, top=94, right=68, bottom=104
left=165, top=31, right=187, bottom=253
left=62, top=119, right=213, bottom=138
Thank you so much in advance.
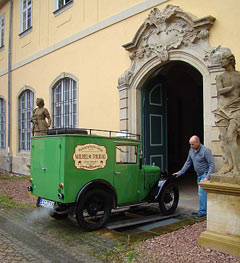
left=76, top=189, right=112, bottom=231
left=159, top=183, right=179, bottom=215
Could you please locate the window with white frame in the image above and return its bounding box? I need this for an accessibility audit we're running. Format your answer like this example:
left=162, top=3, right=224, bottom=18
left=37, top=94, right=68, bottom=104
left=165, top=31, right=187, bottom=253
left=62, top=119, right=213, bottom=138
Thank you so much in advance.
left=18, top=90, right=34, bottom=151
left=52, top=78, right=77, bottom=128
left=54, top=0, right=72, bottom=11
left=0, top=14, right=5, bottom=48
left=20, top=0, right=32, bottom=33
left=0, top=98, right=6, bottom=149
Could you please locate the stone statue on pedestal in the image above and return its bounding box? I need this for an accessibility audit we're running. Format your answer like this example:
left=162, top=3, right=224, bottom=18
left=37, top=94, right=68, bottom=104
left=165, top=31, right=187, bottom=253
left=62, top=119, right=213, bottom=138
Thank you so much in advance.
left=31, top=98, right=52, bottom=136
left=213, top=48, right=240, bottom=175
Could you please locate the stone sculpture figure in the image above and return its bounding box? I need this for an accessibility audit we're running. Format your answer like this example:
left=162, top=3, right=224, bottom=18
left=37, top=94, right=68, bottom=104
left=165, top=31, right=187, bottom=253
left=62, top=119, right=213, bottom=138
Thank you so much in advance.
left=31, top=98, right=52, bottom=136
left=213, top=48, right=240, bottom=175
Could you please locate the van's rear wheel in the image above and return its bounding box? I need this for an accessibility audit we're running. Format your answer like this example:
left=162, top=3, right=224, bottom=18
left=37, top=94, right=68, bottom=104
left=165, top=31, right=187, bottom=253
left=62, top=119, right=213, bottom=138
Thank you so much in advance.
left=159, top=183, right=179, bottom=215
left=76, top=189, right=112, bottom=231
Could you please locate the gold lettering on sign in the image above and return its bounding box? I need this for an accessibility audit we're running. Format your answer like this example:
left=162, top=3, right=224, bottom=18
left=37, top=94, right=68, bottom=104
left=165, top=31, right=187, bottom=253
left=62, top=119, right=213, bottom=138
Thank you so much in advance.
left=73, top=144, right=108, bottom=170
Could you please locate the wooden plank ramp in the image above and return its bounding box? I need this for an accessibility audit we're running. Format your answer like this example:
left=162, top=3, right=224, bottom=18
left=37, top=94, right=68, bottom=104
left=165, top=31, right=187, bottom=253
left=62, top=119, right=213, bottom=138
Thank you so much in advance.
left=106, top=213, right=180, bottom=230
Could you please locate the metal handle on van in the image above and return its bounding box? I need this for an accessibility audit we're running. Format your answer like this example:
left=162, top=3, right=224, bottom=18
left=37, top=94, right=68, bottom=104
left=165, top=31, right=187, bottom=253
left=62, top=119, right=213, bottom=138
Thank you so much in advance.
left=115, top=171, right=120, bottom=175
left=41, top=168, right=46, bottom=171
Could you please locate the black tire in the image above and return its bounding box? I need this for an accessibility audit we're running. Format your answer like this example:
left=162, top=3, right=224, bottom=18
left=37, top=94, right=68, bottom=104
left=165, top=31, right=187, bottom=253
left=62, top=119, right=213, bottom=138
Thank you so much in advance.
left=49, top=211, right=68, bottom=220
left=159, top=183, right=179, bottom=215
left=76, top=189, right=112, bottom=231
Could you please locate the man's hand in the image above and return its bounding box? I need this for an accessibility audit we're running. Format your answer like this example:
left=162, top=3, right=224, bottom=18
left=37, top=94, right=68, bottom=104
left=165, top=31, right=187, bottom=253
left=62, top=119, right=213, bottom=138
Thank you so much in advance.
left=172, top=172, right=180, bottom=177
left=203, top=177, right=209, bottom=182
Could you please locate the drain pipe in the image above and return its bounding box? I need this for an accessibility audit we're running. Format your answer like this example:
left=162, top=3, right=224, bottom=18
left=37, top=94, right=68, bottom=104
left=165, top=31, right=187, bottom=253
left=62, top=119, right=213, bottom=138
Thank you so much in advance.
left=7, top=0, right=13, bottom=173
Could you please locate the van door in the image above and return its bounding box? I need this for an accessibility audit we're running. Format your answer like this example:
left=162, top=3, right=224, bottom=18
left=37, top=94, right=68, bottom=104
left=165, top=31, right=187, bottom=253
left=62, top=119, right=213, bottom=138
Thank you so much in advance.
left=30, top=137, right=62, bottom=201
left=114, top=144, right=139, bottom=205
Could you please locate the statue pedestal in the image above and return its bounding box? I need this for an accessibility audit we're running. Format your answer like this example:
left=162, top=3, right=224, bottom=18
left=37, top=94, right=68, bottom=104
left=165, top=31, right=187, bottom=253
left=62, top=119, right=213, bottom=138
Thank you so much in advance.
left=198, top=174, right=240, bottom=257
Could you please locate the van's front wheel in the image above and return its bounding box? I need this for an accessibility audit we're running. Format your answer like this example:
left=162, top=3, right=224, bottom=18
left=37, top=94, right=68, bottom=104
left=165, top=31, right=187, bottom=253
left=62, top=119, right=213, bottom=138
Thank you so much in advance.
left=76, top=189, right=112, bottom=231
left=159, top=183, right=179, bottom=215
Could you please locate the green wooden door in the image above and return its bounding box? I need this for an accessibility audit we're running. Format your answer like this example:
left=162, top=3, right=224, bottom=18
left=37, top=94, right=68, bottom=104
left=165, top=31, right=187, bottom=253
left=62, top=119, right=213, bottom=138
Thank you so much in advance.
left=31, top=137, right=62, bottom=200
left=142, top=80, right=168, bottom=170
left=114, top=144, right=139, bottom=205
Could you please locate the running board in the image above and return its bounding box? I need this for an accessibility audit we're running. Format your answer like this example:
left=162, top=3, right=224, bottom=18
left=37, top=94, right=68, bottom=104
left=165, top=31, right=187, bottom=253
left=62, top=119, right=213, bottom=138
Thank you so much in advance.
left=106, top=213, right=180, bottom=230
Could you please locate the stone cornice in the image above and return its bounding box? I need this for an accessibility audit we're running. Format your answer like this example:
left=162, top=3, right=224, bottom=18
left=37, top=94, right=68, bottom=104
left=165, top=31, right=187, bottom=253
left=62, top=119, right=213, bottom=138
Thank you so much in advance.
left=199, top=181, right=240, bottom=196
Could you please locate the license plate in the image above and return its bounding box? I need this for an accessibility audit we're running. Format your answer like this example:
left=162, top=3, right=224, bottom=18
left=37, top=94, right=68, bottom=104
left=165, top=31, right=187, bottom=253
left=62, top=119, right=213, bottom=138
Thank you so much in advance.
left=39, top=198, right=55, bottom=209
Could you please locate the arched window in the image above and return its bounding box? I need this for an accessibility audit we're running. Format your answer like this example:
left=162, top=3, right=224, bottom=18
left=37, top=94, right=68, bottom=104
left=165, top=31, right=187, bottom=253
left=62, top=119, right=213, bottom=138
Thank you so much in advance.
left=0, top=98, right=6, bottom=149
left=52, top=78, right=77, bottom=128
left=18, top=90, right=34, bottom=151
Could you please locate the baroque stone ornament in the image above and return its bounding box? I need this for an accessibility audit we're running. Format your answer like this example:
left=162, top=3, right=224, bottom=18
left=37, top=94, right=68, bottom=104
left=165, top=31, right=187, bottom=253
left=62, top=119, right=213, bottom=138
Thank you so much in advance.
left=118, top=5, right=215, bottom=87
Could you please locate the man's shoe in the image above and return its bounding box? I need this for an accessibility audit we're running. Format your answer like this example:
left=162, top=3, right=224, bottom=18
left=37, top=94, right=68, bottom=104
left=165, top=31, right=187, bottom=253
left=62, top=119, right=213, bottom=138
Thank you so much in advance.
left=193, top=214, right=206, bottom=219
left=191, top=212, right=198, bottom=216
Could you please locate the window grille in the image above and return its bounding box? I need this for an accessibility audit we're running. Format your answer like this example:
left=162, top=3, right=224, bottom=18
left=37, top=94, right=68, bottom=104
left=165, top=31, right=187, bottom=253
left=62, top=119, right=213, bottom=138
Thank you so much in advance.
left=0, top=98, right=6, bottom=149
left=18, top=90, right=34, bottom=151
left=52, top=78, right=77, bottom=128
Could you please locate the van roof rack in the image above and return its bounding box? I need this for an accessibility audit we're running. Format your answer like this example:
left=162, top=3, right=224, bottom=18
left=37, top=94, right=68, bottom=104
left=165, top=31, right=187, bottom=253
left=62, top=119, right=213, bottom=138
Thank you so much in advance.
left=47, top=128, right=140, bottom=140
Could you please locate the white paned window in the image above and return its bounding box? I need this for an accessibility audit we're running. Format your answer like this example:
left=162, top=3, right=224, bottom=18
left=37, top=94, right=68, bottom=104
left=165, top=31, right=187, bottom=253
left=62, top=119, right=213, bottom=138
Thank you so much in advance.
left=52, top=78, right=77, bottom=128
left=20, top=0, right=32, bottom=33
left=0, top=14, right=5, bottom=48
left=0, top=98, right=6, bottom=149
left=54, top=0, right=72, bottom=11
left=18, top=90, right=34, bottom=151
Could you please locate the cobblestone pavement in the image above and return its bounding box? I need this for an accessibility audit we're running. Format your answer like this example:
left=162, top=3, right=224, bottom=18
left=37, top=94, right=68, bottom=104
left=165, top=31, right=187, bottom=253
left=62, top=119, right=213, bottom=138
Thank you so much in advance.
left=0, top=207, right=121, bottom=263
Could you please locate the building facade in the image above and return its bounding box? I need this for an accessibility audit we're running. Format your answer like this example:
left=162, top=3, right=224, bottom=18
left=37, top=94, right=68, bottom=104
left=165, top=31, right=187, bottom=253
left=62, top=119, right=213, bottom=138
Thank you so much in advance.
left=0, top=0, right=239, bottom=175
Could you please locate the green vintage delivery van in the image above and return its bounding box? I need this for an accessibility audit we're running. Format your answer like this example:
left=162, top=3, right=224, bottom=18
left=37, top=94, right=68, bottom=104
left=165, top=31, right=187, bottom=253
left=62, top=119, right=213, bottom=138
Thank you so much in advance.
left=28, top=128, right=179, bottom=231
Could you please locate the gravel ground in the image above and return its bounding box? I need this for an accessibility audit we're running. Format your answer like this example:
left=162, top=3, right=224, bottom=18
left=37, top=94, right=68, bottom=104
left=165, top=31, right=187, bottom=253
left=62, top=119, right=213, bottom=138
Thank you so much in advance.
left=125, top=221, right=240, bottom=263
left=0, top=173, right=36, bottom=205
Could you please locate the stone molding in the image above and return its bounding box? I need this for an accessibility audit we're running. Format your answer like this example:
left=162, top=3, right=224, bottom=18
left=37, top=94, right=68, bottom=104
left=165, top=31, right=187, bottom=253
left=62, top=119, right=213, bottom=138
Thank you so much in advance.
left=199, top=230, right=240, bottom=258
left=199, top=181, right=240, bottom=196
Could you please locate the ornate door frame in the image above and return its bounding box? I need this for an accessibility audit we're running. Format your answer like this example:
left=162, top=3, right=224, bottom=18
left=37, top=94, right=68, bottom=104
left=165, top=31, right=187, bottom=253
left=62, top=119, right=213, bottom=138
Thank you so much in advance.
left=118, top=5, right=228, bottom=160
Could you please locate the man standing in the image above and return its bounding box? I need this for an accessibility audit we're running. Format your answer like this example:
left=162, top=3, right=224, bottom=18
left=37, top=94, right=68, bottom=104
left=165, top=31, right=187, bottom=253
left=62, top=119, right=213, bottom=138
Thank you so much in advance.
left=173, top=135, right=215, bottom=218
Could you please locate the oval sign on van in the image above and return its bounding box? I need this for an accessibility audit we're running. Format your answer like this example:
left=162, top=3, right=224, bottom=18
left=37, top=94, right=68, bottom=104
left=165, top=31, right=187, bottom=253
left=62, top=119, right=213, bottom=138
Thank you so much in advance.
left=73, top=144, right=108, bottom=170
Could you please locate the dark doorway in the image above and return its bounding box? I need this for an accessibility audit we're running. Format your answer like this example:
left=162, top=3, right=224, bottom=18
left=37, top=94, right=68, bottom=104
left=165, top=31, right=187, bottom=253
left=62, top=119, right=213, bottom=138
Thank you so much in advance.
left=142, top=61, right=203, bottom=178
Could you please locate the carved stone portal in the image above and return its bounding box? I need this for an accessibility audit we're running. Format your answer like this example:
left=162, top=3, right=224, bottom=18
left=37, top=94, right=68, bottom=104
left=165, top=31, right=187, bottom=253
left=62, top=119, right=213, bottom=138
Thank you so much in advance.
left=117, top=5, right=235, bottom=172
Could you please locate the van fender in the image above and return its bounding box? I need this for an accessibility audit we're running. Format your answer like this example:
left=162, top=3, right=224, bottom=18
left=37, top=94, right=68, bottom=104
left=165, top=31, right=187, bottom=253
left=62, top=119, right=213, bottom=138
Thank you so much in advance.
left=147, top=176, right=177, bottom=202
left=75, top=180, right=117, bottom=208
left=155, top=176, right=178, bottom=201
left=154, top=180, right=168, bottom=201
